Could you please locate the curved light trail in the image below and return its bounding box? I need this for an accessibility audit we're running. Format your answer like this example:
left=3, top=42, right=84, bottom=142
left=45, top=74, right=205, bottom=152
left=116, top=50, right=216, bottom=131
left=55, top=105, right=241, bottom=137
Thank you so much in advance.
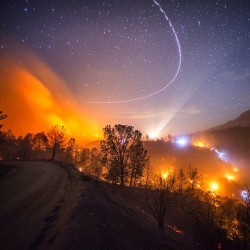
left=87, top=0, right=182, bottom=104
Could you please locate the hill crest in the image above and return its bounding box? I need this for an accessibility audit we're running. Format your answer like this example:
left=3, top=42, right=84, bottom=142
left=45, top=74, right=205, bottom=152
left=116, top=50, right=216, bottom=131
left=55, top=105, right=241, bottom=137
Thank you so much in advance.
left=208, top=110, right=250, bottom=131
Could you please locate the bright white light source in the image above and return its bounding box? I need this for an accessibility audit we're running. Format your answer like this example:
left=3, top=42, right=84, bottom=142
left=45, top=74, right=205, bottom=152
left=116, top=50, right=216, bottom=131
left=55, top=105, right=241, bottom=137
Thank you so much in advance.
left=241, top=190, right=249, bottom=200
left=148, top=131, right=159, bottom=140
left=176, top=136, right=189, bottom=147
left=120, top=138, right=127, bottom=144
left=212, top=148, right=227, bottom=161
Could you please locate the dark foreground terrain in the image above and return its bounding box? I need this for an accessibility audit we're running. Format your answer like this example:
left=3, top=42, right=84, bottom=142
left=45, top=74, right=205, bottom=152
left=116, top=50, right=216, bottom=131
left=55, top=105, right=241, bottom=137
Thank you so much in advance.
left=0, top=161, right=196, bottom=249
left=0, top=161, right=82, bottom=249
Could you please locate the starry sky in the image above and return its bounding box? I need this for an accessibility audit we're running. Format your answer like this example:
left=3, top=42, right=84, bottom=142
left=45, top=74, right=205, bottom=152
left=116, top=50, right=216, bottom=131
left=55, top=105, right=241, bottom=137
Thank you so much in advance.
left=0, top=0, right=250, bottom=140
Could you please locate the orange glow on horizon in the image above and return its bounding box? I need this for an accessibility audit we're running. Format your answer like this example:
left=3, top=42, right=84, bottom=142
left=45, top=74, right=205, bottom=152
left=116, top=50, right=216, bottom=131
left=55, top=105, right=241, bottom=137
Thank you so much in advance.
left=0, top=52, right=102, bottom=144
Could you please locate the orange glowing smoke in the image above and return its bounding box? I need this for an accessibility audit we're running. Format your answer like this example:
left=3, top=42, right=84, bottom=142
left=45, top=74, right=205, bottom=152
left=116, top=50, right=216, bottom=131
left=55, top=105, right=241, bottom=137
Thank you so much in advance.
left=0, top=51, right=101, bottom=144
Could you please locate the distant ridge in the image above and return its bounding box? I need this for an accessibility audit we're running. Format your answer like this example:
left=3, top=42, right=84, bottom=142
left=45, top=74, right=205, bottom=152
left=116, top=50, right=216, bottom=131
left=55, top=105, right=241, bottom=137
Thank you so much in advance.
left=191, top=110, right=250, bottom=170
left=208, top=110, right=250, bottom=131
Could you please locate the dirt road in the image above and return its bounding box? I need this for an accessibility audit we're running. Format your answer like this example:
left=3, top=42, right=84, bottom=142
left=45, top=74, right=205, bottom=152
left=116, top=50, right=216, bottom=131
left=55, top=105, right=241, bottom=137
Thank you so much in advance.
left=0, top=161, right=82, bottom=249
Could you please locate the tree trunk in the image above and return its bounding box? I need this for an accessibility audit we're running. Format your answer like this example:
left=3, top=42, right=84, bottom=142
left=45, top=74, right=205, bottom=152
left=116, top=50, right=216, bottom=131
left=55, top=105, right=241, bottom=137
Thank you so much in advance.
left=120, top=175, right=124, bottom=186
left=158, top=216, right=164, bottom=233
left=133, top=173, right=137, bottom=187
left=129, top=170, right=134, bottom=187
left=120, top=165, right=124, bottom=186
left=52, top=143, right=56, bottom=160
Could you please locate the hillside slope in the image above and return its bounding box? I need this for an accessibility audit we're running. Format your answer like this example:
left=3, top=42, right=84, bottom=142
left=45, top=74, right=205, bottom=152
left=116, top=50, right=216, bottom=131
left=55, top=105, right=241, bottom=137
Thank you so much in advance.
left=192, top=126, right=250, bottom=174
left=0, top=161, right=198, bottom=250
left=51, top=176, right=199, bottom=250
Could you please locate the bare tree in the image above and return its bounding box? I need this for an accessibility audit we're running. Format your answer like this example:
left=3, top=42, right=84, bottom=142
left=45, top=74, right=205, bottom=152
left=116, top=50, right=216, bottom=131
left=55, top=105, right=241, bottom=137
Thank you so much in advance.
left=180, top=178, right=234, bottom=249
left=187, top=165, right=200, bottom=190
left=146, top=173, right=177, bottom=233
left=144, top=161, right=151, bottom=189
left=236, top=187, right=250, bottom=250
left=64, top=138, right=77, bottom=163
left=47, top=125, right=66, bottom=160
left=80, top=148, right=90, bottom=167
left=88, top=148, right=102, bottom=177
left=178, top=168, right=185, bottom=192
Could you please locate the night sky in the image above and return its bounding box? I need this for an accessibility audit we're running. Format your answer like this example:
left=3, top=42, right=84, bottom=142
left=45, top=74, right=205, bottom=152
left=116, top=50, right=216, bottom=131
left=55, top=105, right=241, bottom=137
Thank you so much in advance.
left=0, top=0, right=250, bottom=139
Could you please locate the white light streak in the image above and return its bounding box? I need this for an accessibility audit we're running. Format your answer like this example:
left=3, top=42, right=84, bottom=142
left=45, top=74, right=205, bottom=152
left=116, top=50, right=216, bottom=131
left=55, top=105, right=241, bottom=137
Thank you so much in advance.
left=87, top=0, right=182, bottom=104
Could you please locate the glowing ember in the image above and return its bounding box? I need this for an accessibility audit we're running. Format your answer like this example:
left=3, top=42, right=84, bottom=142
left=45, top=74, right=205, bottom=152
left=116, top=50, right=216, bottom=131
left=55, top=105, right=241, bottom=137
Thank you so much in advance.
left=168, top=225, right=184, bottom=234
left=225, top=174, right=235, bottom=181
left=162, top=172, right=169, bottom=179
left=233, top=167, right=239, bottom=172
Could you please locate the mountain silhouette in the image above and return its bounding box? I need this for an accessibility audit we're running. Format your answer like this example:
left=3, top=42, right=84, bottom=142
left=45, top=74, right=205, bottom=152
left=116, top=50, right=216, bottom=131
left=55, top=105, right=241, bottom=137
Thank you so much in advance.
left=209, top=110, right=250, bottom=131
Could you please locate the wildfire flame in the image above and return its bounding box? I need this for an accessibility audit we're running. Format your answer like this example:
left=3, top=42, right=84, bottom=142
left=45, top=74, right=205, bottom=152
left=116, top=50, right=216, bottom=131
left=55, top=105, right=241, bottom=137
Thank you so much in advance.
left=225, top=174, right=235, bottom=181
left=162, top=172, right=169, bottom=179
left=210, top=182, right=219, bottom=192
left=193, top=140, right=206, bottom=148
left=0, top=51, right=101, bottom=144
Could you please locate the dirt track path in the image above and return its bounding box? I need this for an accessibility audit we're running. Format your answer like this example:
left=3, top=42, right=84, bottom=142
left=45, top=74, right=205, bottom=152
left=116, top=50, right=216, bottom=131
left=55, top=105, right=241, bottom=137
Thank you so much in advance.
left=0, top=161, right=82, bottom=249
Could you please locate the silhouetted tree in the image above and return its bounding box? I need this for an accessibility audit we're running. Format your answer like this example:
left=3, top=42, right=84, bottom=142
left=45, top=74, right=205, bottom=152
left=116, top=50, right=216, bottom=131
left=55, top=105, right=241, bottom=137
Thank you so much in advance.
left=18, top=133, right=33, bottom=159
left=179, top=168, right=234, bottom=249
left=88, top=148, right=102, bottom=177
left=0, top=110, right=7, bottom=130
left=65, top=138, right=76, bottom=163
left=178, top=168, right=185, bottom=192
left=146, top=173, right=177, bottom=233
left=0, top=130, right=17, bottom=159
left=236, top=187, right=250, bottom=250
left=129, top=144, right=149, bottom=187
left=167, top=134, right=172, bottom=141
left=47, top=125, right=66, bottom=160
left=144, top=161, right=151, bottom=189
left=32, top=132, right=48, bottom=151
left=188, top=165, right=200, bottom=190
left=79, top=147, right=90, bottom=167
left=101, top=124, right=148, bottom=187
left=219, top=197, right=239, bottom=248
